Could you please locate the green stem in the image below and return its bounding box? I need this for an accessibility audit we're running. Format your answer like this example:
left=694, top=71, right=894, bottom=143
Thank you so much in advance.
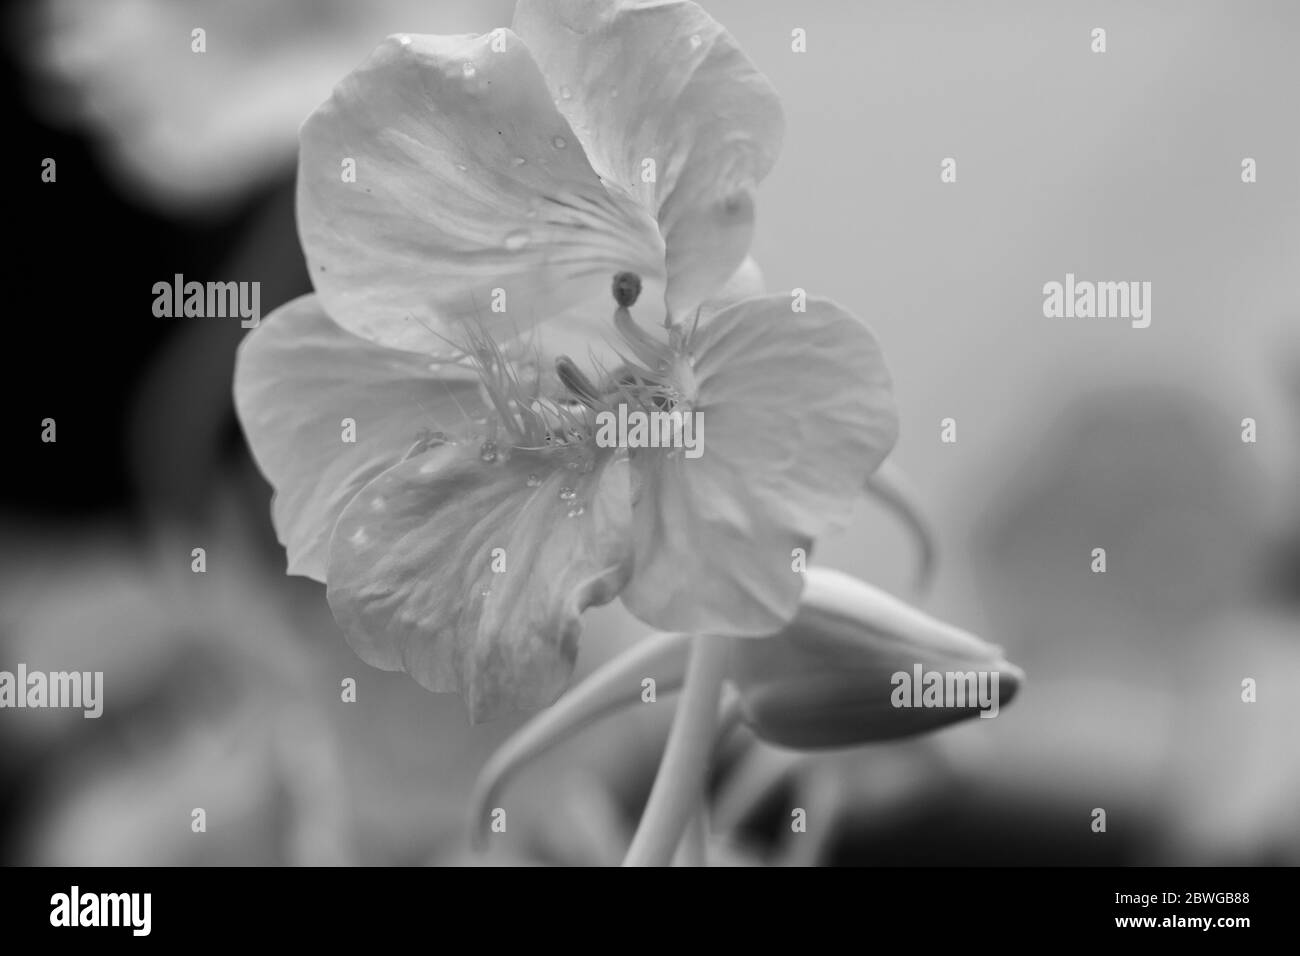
left=623, top=635, right=730, bottom=867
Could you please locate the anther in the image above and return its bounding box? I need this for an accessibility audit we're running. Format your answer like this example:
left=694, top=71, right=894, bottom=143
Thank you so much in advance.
left=555, top=355, right=602, bottom=406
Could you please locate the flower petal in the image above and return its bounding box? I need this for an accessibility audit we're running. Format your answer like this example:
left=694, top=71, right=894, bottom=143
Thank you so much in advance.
left=325, top=442, right=634, bottom=723
left=233, top=294, right=486, bottom=581
left=619, top=296, right=897, bottom=635
left=701, top=255, right=765, bottom=319
left=622, top=450, right=809, bottom=636
left=298, top=30, right=666, bottom=355
left=514, top=0, right=784, bottom=320
left=688, top=295, right=898, bottom=533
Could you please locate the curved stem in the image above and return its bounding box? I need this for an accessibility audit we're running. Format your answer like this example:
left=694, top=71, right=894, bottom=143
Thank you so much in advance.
left=864, top=458, right=937, bottom=594
left=670, top=692, right=741, bottom=867
left=467, top=631, right=692, bottom=849
left=623, top=635, right=731, bottom=867
left=672, top=810, right=707, bottom=867
left=712, top=740, right=805, bottom=835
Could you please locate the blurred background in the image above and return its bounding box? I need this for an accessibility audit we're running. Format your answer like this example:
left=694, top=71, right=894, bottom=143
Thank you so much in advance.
left=2, top=0, right=1297, bottom=866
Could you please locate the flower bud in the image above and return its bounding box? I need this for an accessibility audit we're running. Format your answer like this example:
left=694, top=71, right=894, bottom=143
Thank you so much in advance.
left=731, top=568, right=1023, bottom=749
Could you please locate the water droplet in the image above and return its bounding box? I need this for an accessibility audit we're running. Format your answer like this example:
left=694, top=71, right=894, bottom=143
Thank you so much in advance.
left=525, top=473, right=541, bottom=488
left=689, top=34, right=703, bottom=49
left=558, top=487, right=577, bottom=501
left=566, top=460, right=579, bottom=470
left=462, top=61, right=477, bottom=78
left=504, top=230, right=530, bottom=251
left=512, top=156, right=527, bottom=167
left=566, top=505, right=585, bottom=518
left=455, top=163, right=468, bottom=172
left=552, top=135, right=566, bottom=149
left=398, top=35, right=411, bottom=46
left=479, top=441, right=498, bottom=462
left=480, top=587, right=492, bottom=598
left=559, top=84, right=573, bottom=100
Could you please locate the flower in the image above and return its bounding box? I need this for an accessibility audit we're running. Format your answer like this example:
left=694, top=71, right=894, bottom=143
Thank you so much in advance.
left=235, top=0, right=899, bottom=723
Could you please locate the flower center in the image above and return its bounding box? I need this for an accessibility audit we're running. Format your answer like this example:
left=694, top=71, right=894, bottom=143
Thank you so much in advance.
left=439, top=272, right=699, bottom=467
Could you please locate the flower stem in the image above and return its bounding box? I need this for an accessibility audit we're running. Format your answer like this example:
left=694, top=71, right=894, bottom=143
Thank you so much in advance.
left=623, top=635, right=730, bottom=867
left=466, top=631, right=692, bottom=850
left=672, top=810, right=707, bottom=867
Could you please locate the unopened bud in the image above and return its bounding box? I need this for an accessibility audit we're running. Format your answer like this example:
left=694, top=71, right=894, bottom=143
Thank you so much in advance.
left=731, top=568, right=1023, bottom=748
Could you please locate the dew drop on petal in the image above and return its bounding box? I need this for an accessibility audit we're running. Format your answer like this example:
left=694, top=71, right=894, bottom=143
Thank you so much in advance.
left=566, top=460, right=579, bottom=470
left=462, top=61, right=477, bottom=78
left=479, top=441, right=498, bottom=462
left=525, top=473, right=541, bottom=487
left=552, top=136, right=566, bottom=149
left=566, top=503, right=585, bottom=518
left=398, top=35, right=411, bottom=46
left=504, top=230, right=531, bottom=251
left=559, top=84, right=573, bottom=100
left=455, top=163, right=468, bottom=172
left=512, top=156, right=527, bottom=167
left=558, top=487, right=577, bottom=501
left=689, top=34, right=703, bottom=49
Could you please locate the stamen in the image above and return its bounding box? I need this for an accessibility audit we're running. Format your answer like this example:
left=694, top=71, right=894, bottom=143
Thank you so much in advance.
left=613, top=306, right=673, bottom=371
left=441, top=305, right=694, bottom=459
left=555, top=355, right=603, bottom=407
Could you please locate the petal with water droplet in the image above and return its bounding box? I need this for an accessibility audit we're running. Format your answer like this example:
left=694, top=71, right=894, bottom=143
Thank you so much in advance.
left=298, top=30, right=665, bottom=356
left=234, top=294, right=488, bottom=581
left=514, top=0, right=784, bottom=320
left=326, top=441, right=634, bottom=723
